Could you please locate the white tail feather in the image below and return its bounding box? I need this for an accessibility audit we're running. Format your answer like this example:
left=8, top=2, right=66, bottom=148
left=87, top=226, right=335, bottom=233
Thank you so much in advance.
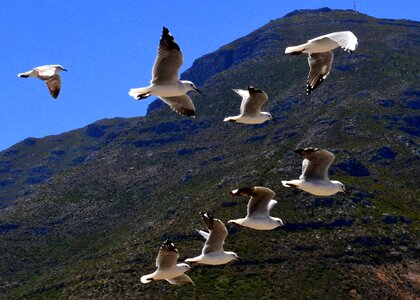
left=281, top=181, right=290, bottom=187
left=285, top=44, right=306, bottom=54
left=185, top=257, right=200, bottom=263
left=140, top=274, right=153, bottom=284
left=128, top=87, right=151, bottom=99
left=228, top=219, right=245, bottom=225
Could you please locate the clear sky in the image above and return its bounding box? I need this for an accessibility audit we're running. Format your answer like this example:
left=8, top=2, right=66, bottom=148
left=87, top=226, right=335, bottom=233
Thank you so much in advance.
left=1, top=0, right=419, bottom=151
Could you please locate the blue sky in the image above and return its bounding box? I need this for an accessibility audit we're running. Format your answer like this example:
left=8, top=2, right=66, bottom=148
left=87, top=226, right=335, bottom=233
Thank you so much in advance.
left=1, top=0, right=419, bottom=151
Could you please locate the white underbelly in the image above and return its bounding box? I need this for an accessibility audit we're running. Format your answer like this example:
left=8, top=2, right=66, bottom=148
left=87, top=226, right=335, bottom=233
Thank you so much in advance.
left=152, top=84, right=185, bottom=97
left=299, top=181, right=337, bottom=196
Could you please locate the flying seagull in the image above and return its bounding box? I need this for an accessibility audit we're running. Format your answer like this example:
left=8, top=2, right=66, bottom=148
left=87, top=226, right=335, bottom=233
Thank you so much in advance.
left=18, top=65, right=67, bottom=99
left=228, top=186, right=284, bottom=230
left=185, top=212, right=238, bottom=265
left=285, top=31, right=358, bottom=94
left=281, top=147, right=350, bottom=196
left=128, top=27, right=201, bottom=117
left=223, top=86, right=274, bottom=124
left=140, top=240, right=194, bottom=285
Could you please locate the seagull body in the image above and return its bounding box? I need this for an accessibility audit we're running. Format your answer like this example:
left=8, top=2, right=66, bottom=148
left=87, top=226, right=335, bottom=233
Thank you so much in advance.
left=228, top=187, right=283, bottom=230
left=129, top=27, right=200, bottom=117
left=185, top=213, right=238, bottom=266
left=285, top=31, right=358, bottom=94
left=281, top=148, right=349, bottom=196
left=18, top=64, right=67, bottom=99
left=141, top=240, right=193, bottom=285
left=224, top=86, right=273, bottom=124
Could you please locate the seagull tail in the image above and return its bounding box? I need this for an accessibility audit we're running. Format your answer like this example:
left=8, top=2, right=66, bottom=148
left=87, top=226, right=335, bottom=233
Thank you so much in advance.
left=223, top=116, right=238, bottom=122
left=281, top=180, right=297, bottom=188
left=228, top=219, right=244, bottom=226
left=128, top=87, right=152, bottom=100
left=284, top=44, right=306, bottom=55
left=185, top=257, right=200, bottom=263
left=140, top=274, right=154, bottom=284
left=18, top=71, right=31, bottom=78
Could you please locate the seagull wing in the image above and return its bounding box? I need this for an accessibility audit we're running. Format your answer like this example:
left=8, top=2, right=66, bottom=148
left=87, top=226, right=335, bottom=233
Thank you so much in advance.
left=235, top=86, right=268, bottom=116
left=44, top=74, right=62, bottom=99
left=201, top=213, right=228, bottom=254
left=159, top=95, right=196, bottom=117
left=294, top=148, right=335, bottom=180
left=166, top=274, right=194, bottom=285
left=233, top=89, right=250, bottom=114
left=156, top=240, right=179, bottom=270
left=308, top=31, right=358, bottom=52
left=151, top=27, right=183, bottom=84
left=306, top=51, right=333, bottom=94
left=246, top=187, right=275, bottom=217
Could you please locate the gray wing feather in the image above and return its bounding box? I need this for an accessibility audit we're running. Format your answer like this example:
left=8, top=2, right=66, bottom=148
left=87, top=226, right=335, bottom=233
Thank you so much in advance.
left=201, top=213, right=228, bottom=254
left=246, top=187, right=276, bottom=217
left=44, top=74, right=61, bottom=99
left=307, top=51, right=333, bottom=94
left=156, top=241, right=179, bottom=270
left=295, top=148, right=335, bottom=180
left=151, top=27, right=183, bottom=84
left=159, top=95, right=196, bottom=117
left=166, top=274, right=194, bottom=285
left=241, top=87, right=268, bottom=116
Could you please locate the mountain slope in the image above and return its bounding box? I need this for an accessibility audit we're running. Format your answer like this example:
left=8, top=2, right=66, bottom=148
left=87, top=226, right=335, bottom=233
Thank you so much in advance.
left=1, top=8, right=419, bottom=299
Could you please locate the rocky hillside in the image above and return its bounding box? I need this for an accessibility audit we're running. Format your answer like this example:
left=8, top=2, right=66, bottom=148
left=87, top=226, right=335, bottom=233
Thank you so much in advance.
left=1, top=8, right=419, bottom=299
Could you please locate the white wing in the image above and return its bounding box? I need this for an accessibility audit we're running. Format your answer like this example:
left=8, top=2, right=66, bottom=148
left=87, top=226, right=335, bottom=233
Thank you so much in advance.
left=309, top=31, right=358, bottom=52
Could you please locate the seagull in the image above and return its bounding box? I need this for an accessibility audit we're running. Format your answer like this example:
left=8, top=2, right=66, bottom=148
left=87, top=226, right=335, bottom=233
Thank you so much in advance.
left=281, top=147, right=350, bottom=196
left=284, top=31, right=358, bottom=94
left=128, top=27, right=201, bottom=117
left=185, top=212, right=238, bottom=265
left=228, top=187, right=284, bottom=230
left=140, top=240, right=194, bottom=285
left=18, top=65, right=67, bottom=99
left=223, top=86, right=274, bottom=124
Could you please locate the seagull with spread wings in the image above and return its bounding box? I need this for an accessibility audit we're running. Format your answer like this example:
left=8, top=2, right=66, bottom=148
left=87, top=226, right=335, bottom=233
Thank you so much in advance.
left=141, top=240, right=194, bottom=285
left=18, top=65, right=67, bottom=99
left=185, top=213, right=238, bottom=265
left=129, top=27, right=201, bottom=117
left=224, top=86, right=274, bottom=124
left=281, top=147, right=350, bottom=196
left=285, top=31, right=358, bottom=94
left=228, top=187, right=283, bottom=230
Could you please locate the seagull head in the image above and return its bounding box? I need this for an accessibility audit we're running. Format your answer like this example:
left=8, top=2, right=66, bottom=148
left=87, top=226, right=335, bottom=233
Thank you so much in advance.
left=332, top=181, right=351, bottom=196
left=54, top=65, right=68, bottom=72
left=274, top=218, right=284, bottom=227
left=178, top=263, right=192, bottom=271
left=181, top=80, right=201, bottom=93
left=225, top=252, right=239, bottom=262
left=262, top=112, right=275, bottom=123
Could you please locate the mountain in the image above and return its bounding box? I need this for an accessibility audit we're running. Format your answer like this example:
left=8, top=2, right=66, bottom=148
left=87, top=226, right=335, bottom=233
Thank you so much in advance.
left=1, top=8, right=419, bottom=299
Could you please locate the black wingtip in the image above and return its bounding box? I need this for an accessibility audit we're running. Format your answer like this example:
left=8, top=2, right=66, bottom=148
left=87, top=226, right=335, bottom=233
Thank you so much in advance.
left=247, top=86, right=263, bottom=93
left=200, top=212, right=213, bottom=220
left=294, top=147, right=319, bottom=156
left=230, top=187, right=256, bottom=197
left=161, top=240, right=178, bottom=252
left=161, top=26, right=180, bottom=51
